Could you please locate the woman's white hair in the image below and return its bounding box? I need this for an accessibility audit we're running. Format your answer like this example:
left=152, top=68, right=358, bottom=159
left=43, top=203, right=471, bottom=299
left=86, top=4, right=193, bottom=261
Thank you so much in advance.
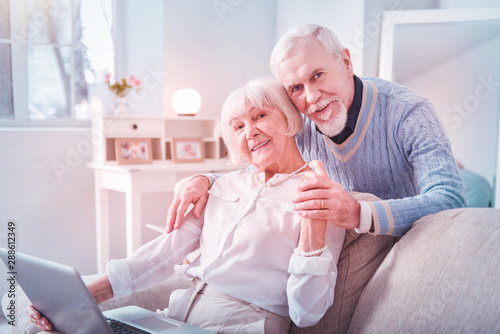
left=270, top=23, right=345, bottom=76
left=221, top=77, right=303, bottom=165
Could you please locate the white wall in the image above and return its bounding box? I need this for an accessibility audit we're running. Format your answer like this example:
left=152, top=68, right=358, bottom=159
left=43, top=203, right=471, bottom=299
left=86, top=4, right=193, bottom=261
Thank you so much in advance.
left=0, top=130, right=97, bottom=299
left=361, top=0, right=500, bottom=76
left=275, top=0, right=365, bottom=74
left=117, top=0, right=165, bottom=118
left=162, top=0, right=277, bottom=118
left=439, top=0, right=500, bottom=8
left=362, top=0, right=440, bottom=76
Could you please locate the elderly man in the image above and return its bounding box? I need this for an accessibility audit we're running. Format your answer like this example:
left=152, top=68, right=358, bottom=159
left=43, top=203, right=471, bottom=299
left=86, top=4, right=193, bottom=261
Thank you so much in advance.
left=167, top=23, right=467, bottom=236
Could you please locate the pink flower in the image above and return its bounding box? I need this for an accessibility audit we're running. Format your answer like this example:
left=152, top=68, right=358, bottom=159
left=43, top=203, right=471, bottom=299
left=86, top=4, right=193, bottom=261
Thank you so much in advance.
left=106, top=74, right=141, bottom=97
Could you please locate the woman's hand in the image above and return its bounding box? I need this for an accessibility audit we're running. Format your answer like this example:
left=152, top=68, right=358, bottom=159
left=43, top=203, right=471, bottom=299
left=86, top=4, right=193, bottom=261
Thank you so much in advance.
left=27, top=275, right=113, bottom=331
left=293, top=160, right=361, bottom=230
left=27, top=305, right=53, bottom=332
left=295, top=161, right=328, bottom=255
left=166, top=176, right=211, bottom=233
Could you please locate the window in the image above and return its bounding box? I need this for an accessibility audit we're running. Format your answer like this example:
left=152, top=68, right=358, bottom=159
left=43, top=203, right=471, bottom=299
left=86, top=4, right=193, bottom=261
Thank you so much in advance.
left=0, top=0, right=13, bottom=119
left=0, top=0, right=115, bottom=127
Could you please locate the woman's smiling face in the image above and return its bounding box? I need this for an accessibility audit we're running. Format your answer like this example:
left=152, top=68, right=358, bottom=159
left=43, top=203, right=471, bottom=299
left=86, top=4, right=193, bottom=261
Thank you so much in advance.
left=230, top=105, right=295, bottom=174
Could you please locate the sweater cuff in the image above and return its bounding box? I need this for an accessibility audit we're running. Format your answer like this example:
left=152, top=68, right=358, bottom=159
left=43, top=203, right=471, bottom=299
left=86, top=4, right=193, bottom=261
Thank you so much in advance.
left=367, top=201, right=395, bottom=235
left=190, top=174, right=218, bottom=189
left=288, top=249, right=333, bottom=276
left=106, top=259, right=132, bottom=298
left=354, top=201, right=372, bottom=234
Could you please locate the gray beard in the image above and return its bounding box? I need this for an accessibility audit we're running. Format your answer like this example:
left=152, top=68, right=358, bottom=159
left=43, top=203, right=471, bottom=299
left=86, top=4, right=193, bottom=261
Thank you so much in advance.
left=308, top=98, right=348, bottom=137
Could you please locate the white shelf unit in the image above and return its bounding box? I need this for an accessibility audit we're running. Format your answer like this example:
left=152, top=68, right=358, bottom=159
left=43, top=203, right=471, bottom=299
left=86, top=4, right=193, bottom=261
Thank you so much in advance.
left=162, top=117, right=224, bottom=161
left=92, top=115, right=227, bottom=165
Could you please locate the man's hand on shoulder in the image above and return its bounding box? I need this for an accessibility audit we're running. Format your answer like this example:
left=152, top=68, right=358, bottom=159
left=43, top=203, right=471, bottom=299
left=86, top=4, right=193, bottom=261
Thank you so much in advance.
left=166, top=175, right=211, bottom=233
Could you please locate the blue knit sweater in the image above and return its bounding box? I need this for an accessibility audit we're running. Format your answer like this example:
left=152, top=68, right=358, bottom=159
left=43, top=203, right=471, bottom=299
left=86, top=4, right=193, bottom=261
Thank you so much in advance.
left=296, top=77, right=467, bottom=236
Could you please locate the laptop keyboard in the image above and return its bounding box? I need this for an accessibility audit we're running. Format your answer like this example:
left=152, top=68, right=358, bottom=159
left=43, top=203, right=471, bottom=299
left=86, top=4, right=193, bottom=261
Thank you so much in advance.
left=104, top=316, right=150, bottom=334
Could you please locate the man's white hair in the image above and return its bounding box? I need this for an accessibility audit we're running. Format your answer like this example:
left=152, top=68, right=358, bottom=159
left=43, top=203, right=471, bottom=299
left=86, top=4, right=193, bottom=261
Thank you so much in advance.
left=270, top=24, right=345, bottom=76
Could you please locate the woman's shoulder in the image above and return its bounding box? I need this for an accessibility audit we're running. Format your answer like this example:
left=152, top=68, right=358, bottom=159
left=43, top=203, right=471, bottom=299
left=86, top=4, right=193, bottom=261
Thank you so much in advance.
left=220, top=168, right=253, bottom=180
left=212, top=169, right=253, bottom=190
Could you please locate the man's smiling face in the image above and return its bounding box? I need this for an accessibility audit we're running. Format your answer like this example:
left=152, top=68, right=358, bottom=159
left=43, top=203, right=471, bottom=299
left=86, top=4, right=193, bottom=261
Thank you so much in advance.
left=275, top=36, right=355, bottom=137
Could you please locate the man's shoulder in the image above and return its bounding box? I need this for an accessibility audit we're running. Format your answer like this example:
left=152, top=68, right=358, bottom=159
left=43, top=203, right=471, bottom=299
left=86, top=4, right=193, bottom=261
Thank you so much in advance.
left=361, top=76, right=429, bottom=105
left=296, top=115, right=320, bottom=139
left=361, top=76, right=411, bottom=94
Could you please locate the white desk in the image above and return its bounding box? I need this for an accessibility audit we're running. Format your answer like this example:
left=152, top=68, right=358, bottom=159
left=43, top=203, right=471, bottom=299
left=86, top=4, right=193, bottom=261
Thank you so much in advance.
left=89, top=159, right=236, bottom=272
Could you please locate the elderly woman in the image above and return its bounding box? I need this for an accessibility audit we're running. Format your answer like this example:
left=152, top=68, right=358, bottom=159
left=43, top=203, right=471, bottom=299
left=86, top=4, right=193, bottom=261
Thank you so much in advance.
left=28, top=78, right=345, bottom=333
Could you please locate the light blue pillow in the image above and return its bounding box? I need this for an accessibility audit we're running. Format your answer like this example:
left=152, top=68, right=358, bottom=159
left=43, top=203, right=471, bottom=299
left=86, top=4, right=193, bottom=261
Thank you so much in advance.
left=459, top=168, right=492, bottom=207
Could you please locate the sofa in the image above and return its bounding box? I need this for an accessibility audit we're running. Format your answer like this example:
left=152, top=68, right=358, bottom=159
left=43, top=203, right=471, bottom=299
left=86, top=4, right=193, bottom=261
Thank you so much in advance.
left=3, top=201, right=500, bottom=333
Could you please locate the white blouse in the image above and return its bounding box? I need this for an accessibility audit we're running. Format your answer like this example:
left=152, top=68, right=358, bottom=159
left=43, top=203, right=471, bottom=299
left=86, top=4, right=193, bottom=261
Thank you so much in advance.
left=106, top=169, right=345, bottom=327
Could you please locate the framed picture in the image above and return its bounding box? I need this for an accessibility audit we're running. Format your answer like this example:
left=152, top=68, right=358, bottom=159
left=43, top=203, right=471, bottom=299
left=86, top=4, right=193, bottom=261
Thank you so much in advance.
left=115, top=138, right=153, bottom=164
left=171, top=137, right=205, bottom=163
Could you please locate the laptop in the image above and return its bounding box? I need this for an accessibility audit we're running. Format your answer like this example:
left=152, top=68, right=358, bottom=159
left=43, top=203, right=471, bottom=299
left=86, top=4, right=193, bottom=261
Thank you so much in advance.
left=0, top=248, right=212, bottom=333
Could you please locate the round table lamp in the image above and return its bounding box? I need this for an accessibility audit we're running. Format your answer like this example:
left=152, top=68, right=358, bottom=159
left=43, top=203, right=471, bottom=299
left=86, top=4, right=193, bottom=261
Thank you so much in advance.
left=172, top=88, right=202, bottom=116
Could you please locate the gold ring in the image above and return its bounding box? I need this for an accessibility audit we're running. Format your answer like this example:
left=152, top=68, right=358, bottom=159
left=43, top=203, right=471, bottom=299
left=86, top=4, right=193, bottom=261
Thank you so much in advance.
left=321, top=199, right=325, bottom=210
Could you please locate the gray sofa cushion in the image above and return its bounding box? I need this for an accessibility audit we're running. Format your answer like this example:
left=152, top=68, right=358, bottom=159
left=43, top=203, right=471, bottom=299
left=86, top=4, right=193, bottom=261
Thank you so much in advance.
left=348, top=208, right=500, bottom=333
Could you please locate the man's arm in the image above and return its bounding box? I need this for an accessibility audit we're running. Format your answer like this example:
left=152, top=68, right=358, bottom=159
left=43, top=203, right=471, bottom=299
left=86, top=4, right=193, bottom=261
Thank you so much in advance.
left=166, top=175, right=212, bottom=233
left=364, top=98, right=467, bottom=235
left=294, top=99, right=467, bottom=236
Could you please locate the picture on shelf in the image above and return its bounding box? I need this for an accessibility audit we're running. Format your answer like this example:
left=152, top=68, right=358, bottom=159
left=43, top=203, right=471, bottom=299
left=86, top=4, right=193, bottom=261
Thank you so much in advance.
left=115, top=138, right=153, bottom=164
left=171, top=137, right=205, bottom=163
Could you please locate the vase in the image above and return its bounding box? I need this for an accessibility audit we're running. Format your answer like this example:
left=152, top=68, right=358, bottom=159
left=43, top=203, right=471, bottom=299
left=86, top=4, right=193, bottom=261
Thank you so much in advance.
left=114, top=96, right=129, bottom=117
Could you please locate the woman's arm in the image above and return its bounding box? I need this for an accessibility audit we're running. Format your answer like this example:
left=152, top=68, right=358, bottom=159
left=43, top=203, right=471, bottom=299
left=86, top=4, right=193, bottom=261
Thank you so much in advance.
left=287, top=161, right=342, bottom=327
left=108, top=210, right=204, bottom=297
left=88, top=274, right=113, bottom=304
left=295, top=217, right=327, bottom=255
left=287, top=222, right=343, bottom=327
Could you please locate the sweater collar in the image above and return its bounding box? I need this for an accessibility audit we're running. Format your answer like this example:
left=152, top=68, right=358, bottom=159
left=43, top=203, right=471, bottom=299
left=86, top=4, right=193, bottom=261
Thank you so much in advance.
left=326, top=74, right=363, bottom=144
